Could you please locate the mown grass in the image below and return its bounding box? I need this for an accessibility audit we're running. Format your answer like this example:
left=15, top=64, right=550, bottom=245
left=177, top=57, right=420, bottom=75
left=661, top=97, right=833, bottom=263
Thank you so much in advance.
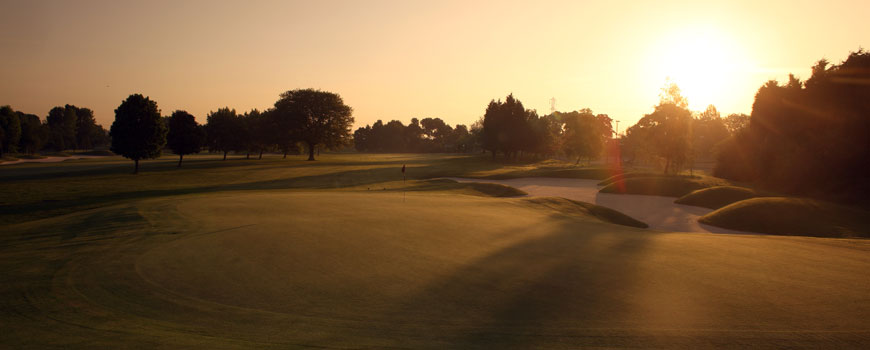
left=599, top=175, right=731, bottom=197
left=1, top=153, right=613, bottom=225
left=674, top=185, right=760, bottom=209
left=699, top=197, right=870, bottom=238
left=2, top=153, right=870, bottom=348
left=522, top=197, right=648, bottom=228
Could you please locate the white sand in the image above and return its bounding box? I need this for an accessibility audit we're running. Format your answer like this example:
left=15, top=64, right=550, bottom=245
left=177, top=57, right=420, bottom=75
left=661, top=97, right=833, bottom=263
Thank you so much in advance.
left=0, top=155, right=106, bottom=166
left=448, top=177, right=751, bottom=234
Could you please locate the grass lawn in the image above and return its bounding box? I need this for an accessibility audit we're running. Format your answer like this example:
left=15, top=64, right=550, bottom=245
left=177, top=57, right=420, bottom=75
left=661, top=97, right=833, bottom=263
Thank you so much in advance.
left=2, top=153, right=869, bottom=348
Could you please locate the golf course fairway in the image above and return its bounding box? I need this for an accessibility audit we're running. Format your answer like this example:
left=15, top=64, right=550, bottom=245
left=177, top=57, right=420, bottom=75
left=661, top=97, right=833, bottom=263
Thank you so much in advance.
left=2, top=190, right=869, bottom=349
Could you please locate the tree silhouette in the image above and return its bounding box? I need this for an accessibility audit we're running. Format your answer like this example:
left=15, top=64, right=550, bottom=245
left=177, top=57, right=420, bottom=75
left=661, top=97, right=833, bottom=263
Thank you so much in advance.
left=73, top=107, right=100, bottom=150
left=167, top=110, right=204, bottom=167
left=109, top=94, right=167, bottom=174
left=482, top=94, right=536, bottom=159
left=0, top=106, right=21, bottom=157
left=273, top=89, right=353, bottom=161
left=562, top=109, right=612, bottom=165
left=631, top=83, right=693, bottom=174
left=205, top=107, right=243, bottom=160
left=714, top=49, right=870, bottom=202
left=17, top=112, right=45, bottom=154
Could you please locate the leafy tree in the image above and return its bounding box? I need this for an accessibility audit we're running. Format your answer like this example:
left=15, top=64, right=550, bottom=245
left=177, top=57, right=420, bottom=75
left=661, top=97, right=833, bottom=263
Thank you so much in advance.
left=482, top=94, right=535, bottom=159
left=561, top=109, right=612, bottom=165
left=273, top=89, right=354, bottom=161
left=243, top=109, right=274, bottom=160
left=205, top=107, right=243, bottom=160
left=17, top=112, right=46, bottom=154
left=167, top=110, right=204, bottom=167
left=723, top=113, right=750, bottom=134
left=60, top=105, right=78, bottom=149
left=109, top=94, right=167, bottom=174
left=0, top=106, right=22, bottom=157
left=45, top=107, right=67, bottom=151
left=692, top=105, right=729, bottom=160
left=715, top=49, right=870, bottom=202
left=74, top=107, right=100, bottom=150
left=630, top=83, right=693, bottom=174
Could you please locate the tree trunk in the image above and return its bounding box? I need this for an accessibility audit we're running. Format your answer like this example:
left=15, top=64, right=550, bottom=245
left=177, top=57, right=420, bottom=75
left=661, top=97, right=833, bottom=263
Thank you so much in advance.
left=223, top=151, right=227, bottom=160
left=307, top=142, right=316, bottom=161
left=133, top=159, right=139, bottom=174
left=258, top=150, right=263, bottom=160
left=178, top=154, right=183, bottom=167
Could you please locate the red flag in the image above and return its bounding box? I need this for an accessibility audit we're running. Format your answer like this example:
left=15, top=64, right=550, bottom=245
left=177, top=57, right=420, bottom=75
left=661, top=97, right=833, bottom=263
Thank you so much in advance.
left=401, top=164, right=405, bottom=173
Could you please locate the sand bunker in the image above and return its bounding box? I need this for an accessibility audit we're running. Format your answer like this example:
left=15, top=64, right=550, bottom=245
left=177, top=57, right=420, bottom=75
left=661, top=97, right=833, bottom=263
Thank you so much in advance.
left=448, top=177, right=750, bottom=234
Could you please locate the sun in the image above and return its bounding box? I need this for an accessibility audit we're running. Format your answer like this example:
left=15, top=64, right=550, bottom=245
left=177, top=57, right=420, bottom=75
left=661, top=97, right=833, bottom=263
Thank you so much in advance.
left=649, top=26, right=748, bottom=111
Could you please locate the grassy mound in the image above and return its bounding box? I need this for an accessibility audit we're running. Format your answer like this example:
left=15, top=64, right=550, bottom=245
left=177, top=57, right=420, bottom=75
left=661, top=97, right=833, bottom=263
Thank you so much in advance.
left=523, top=197, right=648, bottom=228
left=599, top=176, right=729, bottom=197
left=597, top=172, right=658, bottom=186
left=699, top=197, right=870, bottom=238
left=674, top=186, right=759, bottom=209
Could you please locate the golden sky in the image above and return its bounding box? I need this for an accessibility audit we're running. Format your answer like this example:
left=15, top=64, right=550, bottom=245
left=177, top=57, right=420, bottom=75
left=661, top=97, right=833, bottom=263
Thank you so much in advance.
left=1, top=0, right=866, bottom=130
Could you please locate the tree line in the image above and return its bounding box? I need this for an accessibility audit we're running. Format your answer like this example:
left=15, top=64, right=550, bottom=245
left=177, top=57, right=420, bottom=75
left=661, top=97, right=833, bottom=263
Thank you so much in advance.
left=108, top=88, right=354, bottom=173
left=0, top=104, right=109, bottom=157
left=353, top=117, right=476, bottom=153
left=713, top=49, right=870, bottom=203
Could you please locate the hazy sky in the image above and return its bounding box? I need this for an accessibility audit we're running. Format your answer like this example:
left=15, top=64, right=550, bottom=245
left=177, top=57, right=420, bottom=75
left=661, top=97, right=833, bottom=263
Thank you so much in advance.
left=1, top=0, right=866, bottom=130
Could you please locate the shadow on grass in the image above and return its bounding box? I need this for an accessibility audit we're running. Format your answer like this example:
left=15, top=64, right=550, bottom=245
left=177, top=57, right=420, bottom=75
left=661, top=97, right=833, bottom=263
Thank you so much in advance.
left=385, top=220, right=652, bottom=348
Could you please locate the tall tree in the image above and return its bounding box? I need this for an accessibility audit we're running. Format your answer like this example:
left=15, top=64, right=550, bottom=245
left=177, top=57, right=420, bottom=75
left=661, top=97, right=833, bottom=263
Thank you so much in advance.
left=630, top=83, right=693, bottom=174
left=167, top=110, right=204, bottom=167
left=45, top=106, right=67, bottom=151
left=562, top=109, right=611, bottom=165
left=692, top=105, right=729, bottom=160
left=74, top=107, right=99, bottom=150
left=109, top=94, right=167, bottom=174
left=17, top=112, right=45, bottom=154
left=0, top=106, right=21, bottom=157
left=205, top=107, right=243, bottom=160
left=273, top=89, right=353, bottom=161
left=482, top=93, right=535, bottom=159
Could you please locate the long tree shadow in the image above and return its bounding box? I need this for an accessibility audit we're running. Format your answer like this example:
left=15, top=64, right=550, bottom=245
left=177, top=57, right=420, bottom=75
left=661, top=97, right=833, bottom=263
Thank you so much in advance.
left=382, top=217, right=653, bottom=348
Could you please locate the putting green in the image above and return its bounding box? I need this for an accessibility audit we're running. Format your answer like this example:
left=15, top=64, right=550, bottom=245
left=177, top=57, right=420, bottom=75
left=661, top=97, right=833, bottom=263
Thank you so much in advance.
left=3, top=191, right=870, bottom=349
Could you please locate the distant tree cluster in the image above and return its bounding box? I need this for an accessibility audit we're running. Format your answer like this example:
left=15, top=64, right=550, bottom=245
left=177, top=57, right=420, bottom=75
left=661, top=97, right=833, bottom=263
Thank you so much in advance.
left=713, top=49, right=870, bottom=202
left=0, top=104, right=109, bottom=157
left=352, top=117, right=476, bottom=153
left=106, top=88, right=353, bottom=173
left=621, top=83, right=733, bottom=174
left=482, top=94, right=611, bottom=162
